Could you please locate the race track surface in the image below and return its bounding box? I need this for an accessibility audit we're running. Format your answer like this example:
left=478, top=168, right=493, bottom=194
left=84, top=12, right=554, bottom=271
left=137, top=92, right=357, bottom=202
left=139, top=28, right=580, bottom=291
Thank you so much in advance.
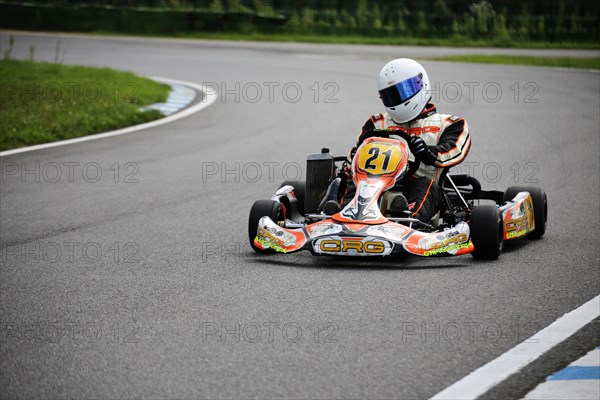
left=1, top=32, right=599, bottom=398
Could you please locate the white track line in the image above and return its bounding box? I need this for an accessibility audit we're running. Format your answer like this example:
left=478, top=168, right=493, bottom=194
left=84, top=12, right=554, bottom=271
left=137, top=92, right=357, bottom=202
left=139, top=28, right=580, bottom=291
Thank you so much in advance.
left=0, top=76, right=218, bottom=157
left=431, top=295, right=600, bottom=400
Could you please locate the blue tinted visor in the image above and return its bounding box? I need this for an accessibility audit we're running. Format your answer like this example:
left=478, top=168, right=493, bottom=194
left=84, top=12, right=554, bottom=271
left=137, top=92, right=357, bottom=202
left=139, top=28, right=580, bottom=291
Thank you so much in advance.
left=379, top=74, right=423, bottom=107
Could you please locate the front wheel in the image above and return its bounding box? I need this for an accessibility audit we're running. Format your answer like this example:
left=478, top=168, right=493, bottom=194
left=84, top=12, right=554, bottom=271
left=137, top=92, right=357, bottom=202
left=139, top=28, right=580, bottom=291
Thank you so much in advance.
left=503, top=186, right=547, bottom=239
left=470, top=205, right=503, bottom=260
left=248, top=200, right=285, bottom=253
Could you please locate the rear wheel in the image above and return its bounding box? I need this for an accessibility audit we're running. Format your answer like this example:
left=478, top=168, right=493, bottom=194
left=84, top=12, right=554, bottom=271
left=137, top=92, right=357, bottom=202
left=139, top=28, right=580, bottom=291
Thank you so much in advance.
left=470, top=205, right=503, bottom=260
left=503, top=186, right=547, bottom=239
left=248, top=200, right=285, bottom=253
left=279, top=180, right=306, bottom=215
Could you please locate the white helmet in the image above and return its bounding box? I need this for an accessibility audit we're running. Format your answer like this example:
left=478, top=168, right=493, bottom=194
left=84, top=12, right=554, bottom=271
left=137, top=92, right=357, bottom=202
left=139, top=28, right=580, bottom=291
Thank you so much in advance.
left=378, top=58, right=431, bottom=123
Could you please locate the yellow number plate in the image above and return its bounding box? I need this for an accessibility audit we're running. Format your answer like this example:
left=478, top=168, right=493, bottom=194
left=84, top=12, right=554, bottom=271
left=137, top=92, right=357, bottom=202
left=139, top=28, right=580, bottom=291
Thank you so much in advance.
left=357, top=142, right=403, bottom=175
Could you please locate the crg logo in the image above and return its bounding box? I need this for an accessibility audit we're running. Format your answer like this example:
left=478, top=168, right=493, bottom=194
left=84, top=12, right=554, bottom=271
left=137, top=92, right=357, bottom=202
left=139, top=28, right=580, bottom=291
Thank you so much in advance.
left=315, top=237, right=392, bottom=255
left=430, top=233, right=468, bottom=249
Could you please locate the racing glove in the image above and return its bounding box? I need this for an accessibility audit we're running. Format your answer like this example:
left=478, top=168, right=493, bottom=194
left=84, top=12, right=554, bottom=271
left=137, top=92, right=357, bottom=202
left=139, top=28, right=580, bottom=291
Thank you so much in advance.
left=407, top=136, right=437, bottom=166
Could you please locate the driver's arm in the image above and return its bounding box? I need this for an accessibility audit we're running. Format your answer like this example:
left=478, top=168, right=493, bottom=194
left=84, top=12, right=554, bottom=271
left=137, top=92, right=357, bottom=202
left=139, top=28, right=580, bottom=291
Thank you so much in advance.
left=429, top=118, right=471, bottom=168
left=411, top=118, right=470, bottom=167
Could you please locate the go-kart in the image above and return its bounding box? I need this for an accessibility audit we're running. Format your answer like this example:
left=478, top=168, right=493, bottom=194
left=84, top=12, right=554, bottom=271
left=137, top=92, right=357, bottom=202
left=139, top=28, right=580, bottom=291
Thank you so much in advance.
left=248, top=130, right=547, bottom=260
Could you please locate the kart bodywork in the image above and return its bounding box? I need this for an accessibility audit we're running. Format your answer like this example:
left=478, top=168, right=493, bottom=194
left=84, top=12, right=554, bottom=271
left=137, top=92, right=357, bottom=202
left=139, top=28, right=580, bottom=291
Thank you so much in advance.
left=249, top=133, right=547, bottom=260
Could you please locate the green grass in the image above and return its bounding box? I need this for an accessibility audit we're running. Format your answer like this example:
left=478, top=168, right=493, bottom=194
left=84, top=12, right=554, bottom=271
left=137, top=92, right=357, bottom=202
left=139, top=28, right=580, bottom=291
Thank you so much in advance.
left=71, top=30, right=600, bottom=49
left=424, top=55, right=600, bottom=70
left=167, top=31, right=600, bottom=50
left=0, top=59, right=170, bottom=150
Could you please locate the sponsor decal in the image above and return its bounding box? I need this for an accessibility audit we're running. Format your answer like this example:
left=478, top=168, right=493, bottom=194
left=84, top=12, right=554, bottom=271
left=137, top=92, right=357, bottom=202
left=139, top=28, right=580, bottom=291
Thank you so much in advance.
left=416, top=223, right=470, bottom=256
left=257, top=226, right=285, bottom=247
left=418, top=230, right=469, bottom=256
left=505, top=215, right=527, bottom=232
left=314, top=236, right=392, bottom=255
left=505, top=194, right=534, bottom=239
left=525, top=195, right=535, bottom=231
left=319, top=239, right=386, bottom=254
left=255, top=236, right=287, bottom=253
left=429, top=233, right=469, bottom=250
left=506, top=230, right=527, bottom=239
left=423, top=242, right=470, bottom=256
left=388, top=126, right=441, bottom=135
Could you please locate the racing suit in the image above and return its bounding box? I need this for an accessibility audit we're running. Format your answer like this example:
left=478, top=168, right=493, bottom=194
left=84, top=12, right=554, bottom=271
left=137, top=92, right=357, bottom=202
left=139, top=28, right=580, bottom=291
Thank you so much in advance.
left=344, top=103, right=471, bottom=222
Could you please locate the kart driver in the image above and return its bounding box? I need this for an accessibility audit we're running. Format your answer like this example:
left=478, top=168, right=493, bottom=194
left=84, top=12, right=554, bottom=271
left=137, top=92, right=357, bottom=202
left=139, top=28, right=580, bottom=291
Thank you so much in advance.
left=339, top=58, right=471, bottom=223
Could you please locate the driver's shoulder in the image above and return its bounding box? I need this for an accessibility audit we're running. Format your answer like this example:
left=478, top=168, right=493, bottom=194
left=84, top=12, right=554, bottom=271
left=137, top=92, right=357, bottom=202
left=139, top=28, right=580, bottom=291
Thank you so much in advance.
left=370, top=113, right=386, bottom=124
left=436, top=112, right=465, bottom=125
left=364, top=112, right=388, bottom=130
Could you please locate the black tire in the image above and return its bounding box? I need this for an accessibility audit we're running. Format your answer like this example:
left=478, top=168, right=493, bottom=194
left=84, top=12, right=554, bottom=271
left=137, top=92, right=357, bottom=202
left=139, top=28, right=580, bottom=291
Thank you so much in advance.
left=248, top=200, right=285, bottom=253
left=470, top=205, right=503, bottom=260
left=503, top=186, right=547, bottom=239
left=279, top=180, right=306, bottom=215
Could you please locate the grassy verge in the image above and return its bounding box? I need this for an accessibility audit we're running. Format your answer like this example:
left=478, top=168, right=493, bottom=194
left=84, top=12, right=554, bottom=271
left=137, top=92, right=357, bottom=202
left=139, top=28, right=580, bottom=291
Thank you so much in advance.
left=424, top=55, right=600, bottom=70
left=30, top=29, right=597, bottom=49
left=168, top=32, right=600, bottom=50
left=0, top=59, right=170, bottom=151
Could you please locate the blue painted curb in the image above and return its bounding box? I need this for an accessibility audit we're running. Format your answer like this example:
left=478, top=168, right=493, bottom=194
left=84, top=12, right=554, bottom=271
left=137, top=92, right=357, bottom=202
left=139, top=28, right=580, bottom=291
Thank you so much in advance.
left=142, top=81, right=196, bottom=115
left=548, top=366, right=600, bottom=381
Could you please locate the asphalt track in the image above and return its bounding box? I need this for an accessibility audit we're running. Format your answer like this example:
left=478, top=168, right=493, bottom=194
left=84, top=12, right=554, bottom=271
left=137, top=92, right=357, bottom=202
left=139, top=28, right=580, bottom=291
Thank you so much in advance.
left=1, top=32, right=599, bottom=399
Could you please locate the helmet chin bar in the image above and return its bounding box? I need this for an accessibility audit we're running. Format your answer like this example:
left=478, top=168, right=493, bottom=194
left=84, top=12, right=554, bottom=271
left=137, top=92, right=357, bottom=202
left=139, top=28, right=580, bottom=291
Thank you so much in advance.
left=391, top=113, right=421, bottom=124
left=388, top=96, right=432, bottom=124
left=388, top=105, right=420, bottom=124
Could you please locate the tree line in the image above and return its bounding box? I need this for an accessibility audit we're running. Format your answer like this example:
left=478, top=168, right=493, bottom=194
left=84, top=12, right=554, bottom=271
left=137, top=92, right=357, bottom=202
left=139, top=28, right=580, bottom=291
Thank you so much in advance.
left=3, top=0, right=598, bottom=42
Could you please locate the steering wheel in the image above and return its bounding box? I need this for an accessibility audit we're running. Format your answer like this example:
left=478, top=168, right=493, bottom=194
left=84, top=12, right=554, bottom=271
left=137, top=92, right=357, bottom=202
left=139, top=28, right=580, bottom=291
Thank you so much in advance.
left=356, top=129, right=421, bottom=180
